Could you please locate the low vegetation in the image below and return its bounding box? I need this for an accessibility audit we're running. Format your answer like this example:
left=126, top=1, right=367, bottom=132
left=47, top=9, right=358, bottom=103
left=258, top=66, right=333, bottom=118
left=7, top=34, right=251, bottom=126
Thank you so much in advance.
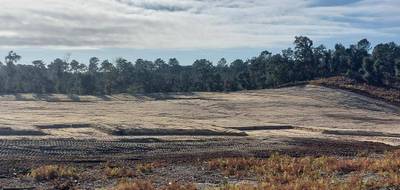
left=207, top=151, right=400, bottom=190
left=136, top=162, right=163, bottom=174
left=104, top=162, right=163, bottom=179
left=114, top=180, right=197, bottom=190
left=24, top=150, right=400, bottom=189
left=114, top=180, right=155, bottom=190
left=30, top=165, right=78, bottom=181
left=311, top=76, right=400, bottom=105
left=105, top=166, right=136, bottom=178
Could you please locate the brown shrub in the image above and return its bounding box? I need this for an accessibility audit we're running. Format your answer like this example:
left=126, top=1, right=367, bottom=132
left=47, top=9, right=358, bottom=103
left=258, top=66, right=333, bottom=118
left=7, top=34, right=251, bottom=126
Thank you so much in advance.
left=136, top=162, right=163, bottom=174
left=114, top=180, right=197, bottom=190
left=105, top=166, right=136, bottom=178
left=208, top=151, right=400, bottom=190
left=30, top=165, right=78, bottom=181
left=114, top=180, right=155, bottom=190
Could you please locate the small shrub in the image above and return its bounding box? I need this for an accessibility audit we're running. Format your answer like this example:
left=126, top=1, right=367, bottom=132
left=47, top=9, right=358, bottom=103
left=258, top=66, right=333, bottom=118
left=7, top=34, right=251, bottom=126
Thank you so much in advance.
left=114, top=180, right=197, bottom=190
left=207, top=151, right=400, bottom=190
left=114, top=180, right=155, bottom=190
left=219, top=184, right=258, bottom=190
left=136, top=162, right=162, bottom=174
left=105, top=166, right=136, bottom=178
left=30, top=165, right=78, bottom=181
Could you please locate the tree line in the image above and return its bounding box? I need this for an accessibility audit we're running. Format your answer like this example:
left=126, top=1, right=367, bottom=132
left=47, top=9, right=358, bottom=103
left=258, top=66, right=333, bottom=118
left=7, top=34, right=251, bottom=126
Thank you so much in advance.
left=0, top=36, right=399, bottom=95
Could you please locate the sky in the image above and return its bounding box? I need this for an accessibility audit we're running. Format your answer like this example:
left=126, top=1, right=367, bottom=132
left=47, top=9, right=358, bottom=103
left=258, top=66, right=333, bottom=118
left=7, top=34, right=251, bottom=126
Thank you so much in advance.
left=0, top=0, right=399, bottom=65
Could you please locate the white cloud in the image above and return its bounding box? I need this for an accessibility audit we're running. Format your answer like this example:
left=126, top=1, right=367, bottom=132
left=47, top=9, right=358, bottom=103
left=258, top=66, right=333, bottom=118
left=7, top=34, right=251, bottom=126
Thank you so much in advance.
left=0, top=0, right=398, bottom=49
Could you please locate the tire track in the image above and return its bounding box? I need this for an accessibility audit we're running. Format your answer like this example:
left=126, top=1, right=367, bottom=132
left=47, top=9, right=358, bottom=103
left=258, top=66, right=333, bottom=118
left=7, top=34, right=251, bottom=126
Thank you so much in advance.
left=0, top=138, right=270, bottom=161
left=1, top=137, right=391, bottom=162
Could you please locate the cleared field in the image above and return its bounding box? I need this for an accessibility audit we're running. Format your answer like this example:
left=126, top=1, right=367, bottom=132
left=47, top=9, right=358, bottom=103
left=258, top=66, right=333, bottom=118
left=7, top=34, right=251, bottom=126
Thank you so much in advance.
left=0, top=84, right=399, bottom=162
left=0, top=85, right=399, bottom=189
left=0, top=85, right=399, bottom=141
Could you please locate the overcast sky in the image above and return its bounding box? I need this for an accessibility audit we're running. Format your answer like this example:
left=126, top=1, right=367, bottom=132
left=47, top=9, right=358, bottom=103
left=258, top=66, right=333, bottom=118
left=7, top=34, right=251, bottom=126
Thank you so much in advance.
left=0, top=0, right=399, bottom=64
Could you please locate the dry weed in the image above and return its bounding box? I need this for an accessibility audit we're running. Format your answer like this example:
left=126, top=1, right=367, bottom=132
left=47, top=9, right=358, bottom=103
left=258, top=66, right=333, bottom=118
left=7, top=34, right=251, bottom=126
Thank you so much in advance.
left=30, top=165, right=78, bottom=181
left=105, top=166, right=136, bottom=178
left=114, top=179, right=155, bottom=190
left=208, top=151, right=400, bottom=190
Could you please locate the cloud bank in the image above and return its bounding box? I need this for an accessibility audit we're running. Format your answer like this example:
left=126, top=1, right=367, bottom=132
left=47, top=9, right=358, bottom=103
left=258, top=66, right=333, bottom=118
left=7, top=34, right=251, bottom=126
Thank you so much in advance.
left=0, top=0, right=399, bottom=49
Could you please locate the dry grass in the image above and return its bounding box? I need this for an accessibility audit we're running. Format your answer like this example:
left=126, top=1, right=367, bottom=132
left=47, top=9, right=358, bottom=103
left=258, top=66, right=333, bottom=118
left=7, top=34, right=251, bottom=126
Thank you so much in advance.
left=30, top=165, right=78, bottom=181
left=19, top=150, right=400, bottom=189
left=114, top=180, right=197, bottom=190
left=114, top=180, right=155, bottom=190
left=105, top=166, right=136, bottom=178
left=208, top=150, right=400, bottom=190
left=136, top=162, right=163, bottom=174
left=104, top=162, right=163, bottom=178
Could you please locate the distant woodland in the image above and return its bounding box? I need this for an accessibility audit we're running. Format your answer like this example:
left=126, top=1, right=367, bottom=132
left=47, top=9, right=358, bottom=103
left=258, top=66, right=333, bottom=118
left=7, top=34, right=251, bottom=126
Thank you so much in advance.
left=0, top=36, right=399, bottom=95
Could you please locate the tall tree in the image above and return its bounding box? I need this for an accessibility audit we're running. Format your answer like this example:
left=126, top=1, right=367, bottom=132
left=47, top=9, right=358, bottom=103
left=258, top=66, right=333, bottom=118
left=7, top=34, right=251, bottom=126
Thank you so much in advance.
left=88, top=57, right=100, bottom=74
left=48, top=58, right=68, bottom=93
left=294, top=36, right=315, bottom=81
left=346, top=39, right=371, bottom=80
left=100, top=60, right=116, bottom=94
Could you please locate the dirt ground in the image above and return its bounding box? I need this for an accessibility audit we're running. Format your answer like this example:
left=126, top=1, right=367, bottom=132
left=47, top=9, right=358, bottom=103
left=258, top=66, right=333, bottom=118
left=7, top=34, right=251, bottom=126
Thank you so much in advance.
left=0, top=85, right=399, bottom=142
left=0, top=85, right=399, bottom=189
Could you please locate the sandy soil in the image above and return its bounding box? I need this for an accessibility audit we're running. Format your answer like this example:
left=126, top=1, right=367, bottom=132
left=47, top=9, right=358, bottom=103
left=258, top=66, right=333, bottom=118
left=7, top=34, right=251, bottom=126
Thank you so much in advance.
left=0, top=85, right=399, bottom=189
left=0, top=85, right=398, bottom=161
left=0, top=85, right=399, bottom=141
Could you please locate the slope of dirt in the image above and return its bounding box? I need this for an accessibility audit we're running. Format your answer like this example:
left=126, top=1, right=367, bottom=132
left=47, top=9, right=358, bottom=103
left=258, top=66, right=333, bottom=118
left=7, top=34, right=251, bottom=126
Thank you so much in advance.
left=310, top=76, right=400, bottom=105
left=0, top=85, right=399, bottom=161
left=0, top=85, right=399, bottom=189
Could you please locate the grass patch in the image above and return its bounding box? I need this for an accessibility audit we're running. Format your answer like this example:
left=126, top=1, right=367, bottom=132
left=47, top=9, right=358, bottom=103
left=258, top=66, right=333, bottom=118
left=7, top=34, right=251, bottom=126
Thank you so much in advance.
left=207, top=150, right=400, bottom=190
left=105, top=166, right=136, bottom=178
left=30, top=165, right=78, bottom=181
left=104, top=161, right=163, bottom=179
left=115, top=179, right=155, bottom=190
left=136, top=162, right=163, bottom=174
left=115, top=180, right=197, bottom=190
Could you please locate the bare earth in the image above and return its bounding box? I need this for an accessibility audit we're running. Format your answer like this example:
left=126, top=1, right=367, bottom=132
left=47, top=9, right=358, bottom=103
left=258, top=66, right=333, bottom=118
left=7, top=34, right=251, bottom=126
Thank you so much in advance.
left=0, top=85, right=399, bottom=189
left=0, top=84, right=399, bottom=161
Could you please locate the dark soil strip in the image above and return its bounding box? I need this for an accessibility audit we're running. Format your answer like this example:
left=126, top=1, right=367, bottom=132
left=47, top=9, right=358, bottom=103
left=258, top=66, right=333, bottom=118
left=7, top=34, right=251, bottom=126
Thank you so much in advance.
left=95, top=126, right=247, bottom=137
left=231, top=125, right=294, bottom=131
left=3, top=187, right=35, bottom=190
left=283, top=137, right=396, bottom=157
left=35, top=124, right=92, bottom=129
left=323, top=130, right=400, bottom=138
left=0, top=128, right=46, bottom=136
